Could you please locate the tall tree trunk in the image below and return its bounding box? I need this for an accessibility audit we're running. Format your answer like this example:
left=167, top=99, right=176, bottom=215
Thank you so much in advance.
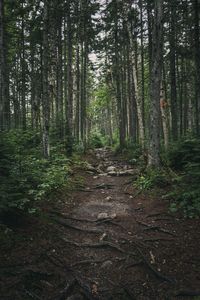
left=42, top=0, right=50, bottom=158
left=193, top=0, right=200, bottom=135
left=0, top=0, right=9, bottom=130
left=160, top=86, right=169, bottom=149
left=56, top=13, right=63, bottom=139
left=75, top=42, right=80, bottom=142
left=140, top=0, right=145, bottom=128
left=169, top=0, right=178, bottom=140
left=127, top=21, right=145, bottom=148
left=66, top=1, right=73, bottom=154
left=148, top=0, right=163, bottom=168
left=21, top=1, right=26, bottom=130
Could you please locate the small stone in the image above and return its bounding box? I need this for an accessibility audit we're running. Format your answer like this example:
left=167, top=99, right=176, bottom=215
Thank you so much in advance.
left=99, top=233, right=107, bottom=241
left=110, top=213, right=117, bottom=219
left=108, top=171, right=118, bottom=176
left=97, top=212, right=109, bottom=220
left=99, top=173, right=108, bottom=177
left=93, top=176, right=98, bottom=179
left=105, top=196, right=112, bottom=201
left=100, top=260, right=113, bottom=269
left=107, top=166, right=116, bottom=172
left=129, top=195, right=133, bottom=199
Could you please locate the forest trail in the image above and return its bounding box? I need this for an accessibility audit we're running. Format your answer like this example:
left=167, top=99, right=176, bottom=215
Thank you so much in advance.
left=1, top=148, right=200, bottom=300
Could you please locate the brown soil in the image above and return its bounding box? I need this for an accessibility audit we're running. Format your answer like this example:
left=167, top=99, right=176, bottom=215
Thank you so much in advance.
left=0, top=148, right=200, bottom=300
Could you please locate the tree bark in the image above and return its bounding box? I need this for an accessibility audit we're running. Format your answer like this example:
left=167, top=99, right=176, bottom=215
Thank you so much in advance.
left=193, top=0, right=200, bottom=135
left=169, top=0, right=178, bottom=140
left=148, top=0, right=163, bottom=168
left=127, top=22, right=145, bottom=148
left=42, top=0, right=50, bottom=158
left=0, top=0, right=9, bottom=131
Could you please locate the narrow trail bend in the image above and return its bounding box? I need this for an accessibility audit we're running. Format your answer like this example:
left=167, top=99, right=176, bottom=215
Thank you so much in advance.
left=1, top=148, right=200, bottom=300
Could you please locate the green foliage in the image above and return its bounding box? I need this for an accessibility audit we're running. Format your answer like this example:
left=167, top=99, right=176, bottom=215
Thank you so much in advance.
left=167, top=138, right=200, bottom=218
left=88, top=131, right=105, bottom=148
left=167, top=138, right=200, bottom=170
left=134, top=169, right=170, bottom=191
left=0, top=130, right=70, bottom=214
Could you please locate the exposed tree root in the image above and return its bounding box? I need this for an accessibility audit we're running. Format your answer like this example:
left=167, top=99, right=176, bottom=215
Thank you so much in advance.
left=124, top=260, right=143, bottom=269
left=62, top=237, right=174, bottom=284
left=71, top=257, right=126, bottom=267
left=24, top=289, right=42, bottom=300
left=143, top=238, right=174, bottom=242
left=146, top=212, right=173, bottom=218
left=136, top=220, right=176, bottom=236
left=62, top=238, right=126, bottom=254
left=96, top=219, right=126, bottom=230
left=132, top=242, right=175, bottom=284
left=51, top=216, right=103, bottom=234
left=175, top=290, right=200, bottom=297
left=47, top=255, right=99, bottom=300
left=94, top=183, right=114, bottom=189
left=123, top=287, right=137, bottom=299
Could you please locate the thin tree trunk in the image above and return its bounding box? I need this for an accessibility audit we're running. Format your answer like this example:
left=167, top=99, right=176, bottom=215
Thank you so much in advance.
left=169, top=0, right=178, bottom=140
left=42, top=0, right=50, bottom=158
left=193, top=0, right=200, bottom=135
left=0, top=0, right=9, bottom=130
left=66, top=0, right=73, bottom=154
left=21, top=2, right=26, bottom=130
left=127, top=22, right=145, bottom=148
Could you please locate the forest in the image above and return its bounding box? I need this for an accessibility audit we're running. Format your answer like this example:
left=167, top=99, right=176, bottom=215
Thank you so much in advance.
left=0, top=0, right=200, bottom=299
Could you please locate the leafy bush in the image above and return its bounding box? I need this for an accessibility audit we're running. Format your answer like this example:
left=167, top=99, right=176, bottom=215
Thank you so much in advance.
left=134, top=169, right=170, bottom=191
left=88, top=132, right=104, bottom=148
left=167, top=138, right=200, bottom=170
left=167, top=138, right=200, bottom=218
left=0, top=130, right=70, bottom=215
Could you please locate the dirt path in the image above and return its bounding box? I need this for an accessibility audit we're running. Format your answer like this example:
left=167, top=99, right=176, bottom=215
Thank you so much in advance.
left=1, top=148, right=200, bottom=300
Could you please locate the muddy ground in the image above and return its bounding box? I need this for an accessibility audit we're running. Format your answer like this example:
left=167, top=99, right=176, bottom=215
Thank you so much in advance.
left=0, top=148, right=200, bottom=300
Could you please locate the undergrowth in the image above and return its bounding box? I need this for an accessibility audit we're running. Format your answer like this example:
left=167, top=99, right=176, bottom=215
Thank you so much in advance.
left=0, top=130, right=72, bottom=216
left=131, top=138, right=200, bottom=218
left=166, top=138, right=200, bottom=218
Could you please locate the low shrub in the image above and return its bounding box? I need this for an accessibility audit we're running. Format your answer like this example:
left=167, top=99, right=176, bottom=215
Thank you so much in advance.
left=166, top=138, right=200, bottom=218
left=0, top=130, right=70, bottom=215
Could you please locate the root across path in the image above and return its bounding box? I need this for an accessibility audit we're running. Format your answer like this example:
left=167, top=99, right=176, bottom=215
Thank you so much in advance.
left=1, top=148, right=200, bottom=299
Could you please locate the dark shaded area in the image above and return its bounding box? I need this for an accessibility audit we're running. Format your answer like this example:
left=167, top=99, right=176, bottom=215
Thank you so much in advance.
left=0, top=149, right=200, bottom=299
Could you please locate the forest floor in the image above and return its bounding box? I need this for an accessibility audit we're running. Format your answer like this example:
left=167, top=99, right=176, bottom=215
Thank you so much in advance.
left=1, top=148, right=200, bottom=300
